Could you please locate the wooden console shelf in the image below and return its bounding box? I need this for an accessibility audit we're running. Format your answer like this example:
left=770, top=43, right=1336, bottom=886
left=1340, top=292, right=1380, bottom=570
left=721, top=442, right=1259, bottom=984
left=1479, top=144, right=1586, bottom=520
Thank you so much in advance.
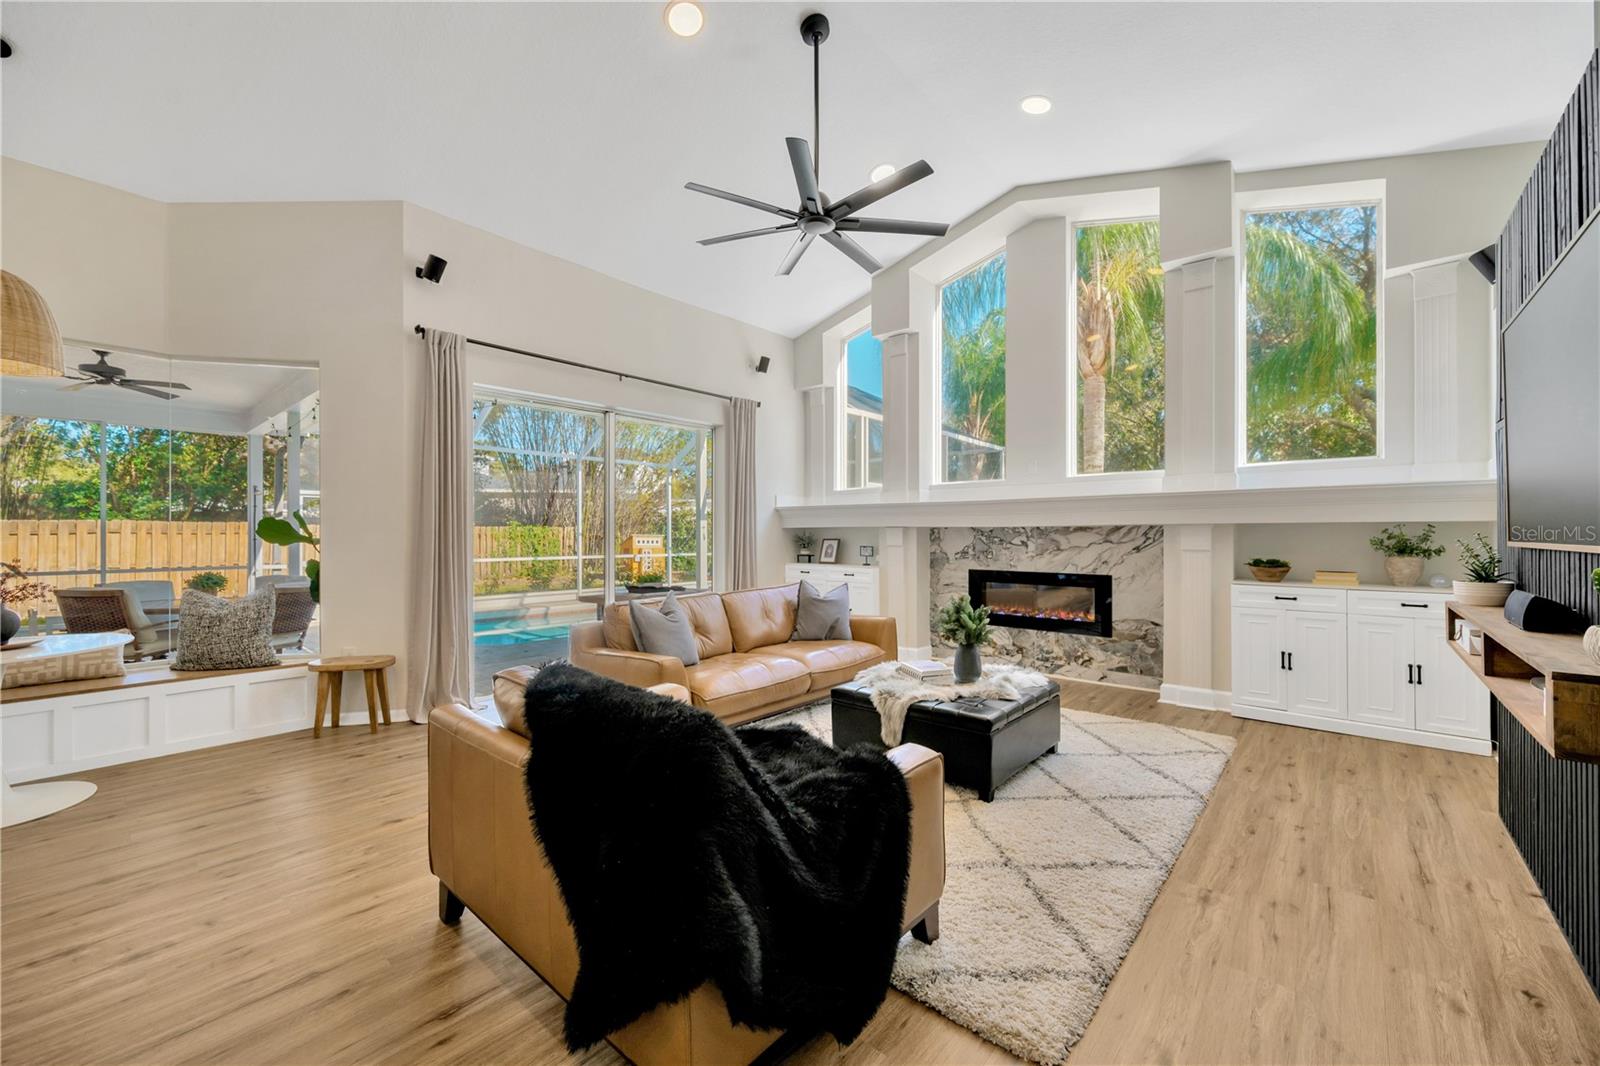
left=1445, top=601, right=1600, bottom=762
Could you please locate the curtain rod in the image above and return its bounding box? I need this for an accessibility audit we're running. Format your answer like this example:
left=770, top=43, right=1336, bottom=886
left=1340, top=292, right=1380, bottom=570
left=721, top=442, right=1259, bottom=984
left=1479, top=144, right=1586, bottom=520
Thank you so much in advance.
left=413, top=324, right=760, bottom=408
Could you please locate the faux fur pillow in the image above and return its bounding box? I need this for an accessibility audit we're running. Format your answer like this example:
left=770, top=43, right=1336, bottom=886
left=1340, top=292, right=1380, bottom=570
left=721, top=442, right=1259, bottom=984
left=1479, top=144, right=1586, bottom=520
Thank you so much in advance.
left=172, top=590, right=279, bottom=671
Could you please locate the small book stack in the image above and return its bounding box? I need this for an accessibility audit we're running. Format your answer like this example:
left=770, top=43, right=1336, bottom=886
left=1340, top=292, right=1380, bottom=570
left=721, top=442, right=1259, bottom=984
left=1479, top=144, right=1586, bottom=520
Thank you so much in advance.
left=1312, top=570, right=1360, bottom=587
left=896, top=659, right=955, bottom=685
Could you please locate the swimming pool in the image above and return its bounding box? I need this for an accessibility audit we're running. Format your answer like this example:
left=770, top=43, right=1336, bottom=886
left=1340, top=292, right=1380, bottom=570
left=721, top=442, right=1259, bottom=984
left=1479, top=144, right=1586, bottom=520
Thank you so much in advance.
left=472, top=613, right=576, bottom=647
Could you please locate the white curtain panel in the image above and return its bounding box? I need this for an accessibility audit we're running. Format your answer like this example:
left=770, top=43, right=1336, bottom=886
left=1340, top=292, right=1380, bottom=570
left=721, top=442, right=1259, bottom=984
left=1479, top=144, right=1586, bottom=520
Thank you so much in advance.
left=407, top=328, right=474, bottom=720
left=728, top=397, right=759, bottom=590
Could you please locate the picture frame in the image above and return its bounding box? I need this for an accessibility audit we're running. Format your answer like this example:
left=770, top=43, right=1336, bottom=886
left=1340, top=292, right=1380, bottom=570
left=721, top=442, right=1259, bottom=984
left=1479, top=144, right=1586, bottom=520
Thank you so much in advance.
left=819, top=537, right=841, bottom=564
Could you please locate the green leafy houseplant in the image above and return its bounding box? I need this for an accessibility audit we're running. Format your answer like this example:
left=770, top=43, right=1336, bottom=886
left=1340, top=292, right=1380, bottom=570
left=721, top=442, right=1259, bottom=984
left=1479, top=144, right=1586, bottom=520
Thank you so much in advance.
left=186, top=571, right=229, bottom=595
left=937, top=594, right=992, bottom=683
left=255, top=511, right=320, bottom=602
left=1452, top=534, right=1513, bottom=606
left=1370, top=523, right=1443, bottom=587
left=794, top=530, right=816, bottom=561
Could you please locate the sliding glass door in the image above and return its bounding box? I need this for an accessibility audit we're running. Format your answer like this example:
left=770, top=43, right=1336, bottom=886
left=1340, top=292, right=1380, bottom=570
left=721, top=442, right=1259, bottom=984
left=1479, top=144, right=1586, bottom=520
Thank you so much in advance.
left=470, top=393, right=714, bottom=694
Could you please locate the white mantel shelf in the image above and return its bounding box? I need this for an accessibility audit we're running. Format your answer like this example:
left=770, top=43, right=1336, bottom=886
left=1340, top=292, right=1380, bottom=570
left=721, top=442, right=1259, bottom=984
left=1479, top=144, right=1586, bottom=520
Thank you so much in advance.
left=777, top=479, right=1496, bottom=529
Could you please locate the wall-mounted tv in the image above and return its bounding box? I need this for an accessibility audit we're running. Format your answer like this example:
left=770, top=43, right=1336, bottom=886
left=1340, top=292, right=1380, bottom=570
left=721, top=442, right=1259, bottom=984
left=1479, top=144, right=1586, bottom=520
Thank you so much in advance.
left=1503, top=214, right=1600, bottom=552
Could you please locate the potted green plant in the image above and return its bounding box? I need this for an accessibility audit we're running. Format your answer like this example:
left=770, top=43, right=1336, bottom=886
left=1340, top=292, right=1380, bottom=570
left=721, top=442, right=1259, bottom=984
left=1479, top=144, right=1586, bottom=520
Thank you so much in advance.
left=0, top=561, right=52, bottom=646
left=1586, top=568, right=1600, bottom=665
left=1452, top=534, right=1513, bottom=606
left=794, top=530, right=816, bottom=564
left=255, top=511, right=321, bottom=602
left=1369, top=523, right=1444, bottom=587
left=936, top=593, right=992, bottom=683
left=186, top=571, right=229, bottom=596
left=1247, top=557, right=1292, bottom=583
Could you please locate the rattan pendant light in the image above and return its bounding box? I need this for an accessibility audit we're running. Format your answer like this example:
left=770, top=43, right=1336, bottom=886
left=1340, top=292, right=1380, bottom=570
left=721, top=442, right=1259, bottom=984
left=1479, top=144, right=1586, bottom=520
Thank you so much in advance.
left=1, top=270, right=64, bottom=377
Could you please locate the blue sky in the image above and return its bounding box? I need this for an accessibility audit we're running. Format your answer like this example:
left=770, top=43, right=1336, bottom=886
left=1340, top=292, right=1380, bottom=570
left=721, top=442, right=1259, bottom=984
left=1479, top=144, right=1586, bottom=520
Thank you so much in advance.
left=846, top=330, right=883, bottom=400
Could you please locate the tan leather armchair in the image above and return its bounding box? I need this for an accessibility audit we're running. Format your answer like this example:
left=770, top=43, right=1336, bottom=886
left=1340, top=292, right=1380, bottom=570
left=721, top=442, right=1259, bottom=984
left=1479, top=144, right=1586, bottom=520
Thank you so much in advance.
left=429, top=682, right=944, bottom=1066
left=570, top=584, right=898, bottom=725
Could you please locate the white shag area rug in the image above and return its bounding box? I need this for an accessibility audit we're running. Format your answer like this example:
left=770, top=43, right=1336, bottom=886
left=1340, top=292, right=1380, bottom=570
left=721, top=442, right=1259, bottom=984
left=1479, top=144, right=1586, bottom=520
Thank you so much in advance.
left=760, top=701, right=1236, bottom=1066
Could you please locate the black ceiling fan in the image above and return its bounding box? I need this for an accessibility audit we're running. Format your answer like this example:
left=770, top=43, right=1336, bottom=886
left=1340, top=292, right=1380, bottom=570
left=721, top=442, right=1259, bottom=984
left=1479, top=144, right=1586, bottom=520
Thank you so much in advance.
left=686, top=12, right=948, bottom=276
left=63, top=350, right=192, bottom=400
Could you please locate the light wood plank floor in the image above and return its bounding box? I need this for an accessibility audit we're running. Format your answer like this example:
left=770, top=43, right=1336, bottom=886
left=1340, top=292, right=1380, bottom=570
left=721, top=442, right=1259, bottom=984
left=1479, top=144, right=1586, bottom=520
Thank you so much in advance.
left=3, top=683, right=1598, bottom=1065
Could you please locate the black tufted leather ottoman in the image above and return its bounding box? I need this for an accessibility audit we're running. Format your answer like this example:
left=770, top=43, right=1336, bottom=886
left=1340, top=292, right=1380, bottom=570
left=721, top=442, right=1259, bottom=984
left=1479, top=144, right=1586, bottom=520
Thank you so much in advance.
left=830, top=677, right=1061, bottom=801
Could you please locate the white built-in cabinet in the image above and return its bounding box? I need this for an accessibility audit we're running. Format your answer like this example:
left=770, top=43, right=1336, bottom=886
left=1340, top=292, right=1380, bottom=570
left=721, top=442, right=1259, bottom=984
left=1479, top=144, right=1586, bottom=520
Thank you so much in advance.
left=1230, top=582, right=1490, bottom=754
left=783, top=563, right=880, bottom=615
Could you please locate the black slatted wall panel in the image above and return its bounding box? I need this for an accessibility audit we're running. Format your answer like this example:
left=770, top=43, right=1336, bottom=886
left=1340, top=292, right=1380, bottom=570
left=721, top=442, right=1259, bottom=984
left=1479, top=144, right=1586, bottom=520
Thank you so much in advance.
left=1495, top=47, right=1600, bottom=1000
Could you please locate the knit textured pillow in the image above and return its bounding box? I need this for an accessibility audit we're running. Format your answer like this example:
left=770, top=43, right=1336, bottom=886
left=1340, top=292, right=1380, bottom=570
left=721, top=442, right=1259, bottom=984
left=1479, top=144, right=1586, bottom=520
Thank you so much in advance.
left=172, top=589, right=280, bottom=670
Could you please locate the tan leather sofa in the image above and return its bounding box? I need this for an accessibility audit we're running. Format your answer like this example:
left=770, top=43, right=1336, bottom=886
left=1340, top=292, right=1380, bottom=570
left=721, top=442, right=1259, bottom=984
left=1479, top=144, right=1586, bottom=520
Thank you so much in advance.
left=570, top=583, right=897, bottom=725
left=429, top=675, right=946, bottom=1066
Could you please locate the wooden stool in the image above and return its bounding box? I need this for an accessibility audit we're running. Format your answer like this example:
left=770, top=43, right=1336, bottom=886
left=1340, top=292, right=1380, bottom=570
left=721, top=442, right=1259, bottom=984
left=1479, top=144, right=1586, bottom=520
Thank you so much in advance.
left=308, top=655, right=395, bottom=736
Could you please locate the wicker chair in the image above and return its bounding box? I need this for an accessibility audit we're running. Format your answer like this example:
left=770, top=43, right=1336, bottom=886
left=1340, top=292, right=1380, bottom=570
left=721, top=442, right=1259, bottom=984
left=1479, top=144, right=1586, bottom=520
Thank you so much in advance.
left=55, top=587, right=175, bottom=661
left=256, top=576, right=317, bottom=651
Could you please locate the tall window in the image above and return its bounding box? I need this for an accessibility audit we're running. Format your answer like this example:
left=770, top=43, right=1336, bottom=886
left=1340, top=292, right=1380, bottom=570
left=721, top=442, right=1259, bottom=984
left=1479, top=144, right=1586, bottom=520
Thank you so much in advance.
left=471, top=394, right=713, bottom=692
left=840, top=328, right=883, bottom=488
left=938, top=252, right=1006, bottom=482
left=1075, top=220, right=1165, bottom=473
left=1244, top=203, right=1380, bottom=463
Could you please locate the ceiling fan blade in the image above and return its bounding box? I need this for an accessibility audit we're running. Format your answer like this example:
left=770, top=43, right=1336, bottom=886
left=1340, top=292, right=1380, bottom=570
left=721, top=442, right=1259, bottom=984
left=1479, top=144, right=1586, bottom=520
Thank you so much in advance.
left=685, top=182, right=797, bottom=219
left=826, top=160, right=934, bottom=220
left=697, top=223, right=799, bottom=246
left=117, top=382, right=178, bottom=400
left=785, top=138, right=822, bottom=214
left=776, top=232, right=817, bottom=276
left=834, top=217, right=950, bottom=237
left=62, top=379, right=97, bottom=392
left=119, top=378, right=191, bottom=390
left=821, top=231, right=883, bottom=274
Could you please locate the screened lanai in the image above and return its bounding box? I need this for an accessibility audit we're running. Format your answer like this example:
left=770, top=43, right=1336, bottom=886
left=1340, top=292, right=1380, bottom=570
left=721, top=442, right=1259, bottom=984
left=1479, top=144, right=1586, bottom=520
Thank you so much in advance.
left=0, top=347, right=321, bottom=655
left=471, top=391, right=714, bottom=694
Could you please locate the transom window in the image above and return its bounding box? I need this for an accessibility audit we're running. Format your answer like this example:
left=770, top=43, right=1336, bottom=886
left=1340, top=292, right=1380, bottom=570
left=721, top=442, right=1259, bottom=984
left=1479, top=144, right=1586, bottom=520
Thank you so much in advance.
left=1243, top=203, right=1380, bottom=464
left=937, top=251, right=1006, bottom=482
left=1074, top=219, right=1165, bottom=474
left=840, top=328, right=884, bottom=489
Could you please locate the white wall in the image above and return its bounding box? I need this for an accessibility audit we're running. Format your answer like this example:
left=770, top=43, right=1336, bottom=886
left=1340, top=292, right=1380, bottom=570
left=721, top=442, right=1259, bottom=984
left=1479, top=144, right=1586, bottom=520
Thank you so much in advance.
left=1233, top=520, right=1495, bottom=586
left=1, top=159, right=804, bottom=714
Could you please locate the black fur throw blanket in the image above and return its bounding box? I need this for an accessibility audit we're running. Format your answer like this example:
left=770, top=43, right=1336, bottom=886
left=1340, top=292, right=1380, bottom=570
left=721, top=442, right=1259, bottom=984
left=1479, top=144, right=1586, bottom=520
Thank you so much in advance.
left=522, top=663, right=912, bottom=1051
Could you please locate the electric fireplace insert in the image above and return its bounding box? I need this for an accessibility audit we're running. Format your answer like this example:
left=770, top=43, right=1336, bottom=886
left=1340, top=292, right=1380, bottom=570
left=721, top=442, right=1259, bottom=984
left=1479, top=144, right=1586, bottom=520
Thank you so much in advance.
left=968, top=569, right=1113, bottom=637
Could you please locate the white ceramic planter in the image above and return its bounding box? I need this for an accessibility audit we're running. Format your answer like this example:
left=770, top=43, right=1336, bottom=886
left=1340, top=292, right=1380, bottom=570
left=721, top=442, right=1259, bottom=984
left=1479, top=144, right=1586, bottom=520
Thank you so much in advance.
left=1452, top=580, right=1514, bottom=607
left=1384, top=556, right=1425, bottom=587
left=1585, top=626, right=1600, bottom=665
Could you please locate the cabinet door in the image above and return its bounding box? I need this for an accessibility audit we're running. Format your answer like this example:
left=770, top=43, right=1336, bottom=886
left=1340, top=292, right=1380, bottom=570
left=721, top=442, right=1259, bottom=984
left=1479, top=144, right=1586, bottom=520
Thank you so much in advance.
left=844, top=580, right=879, bottom=614
left=1414, top=625, right=1490, bottom=738
left=1285, top=611, right=1347, bottom=719
left=1347, top=615, right=1415, bottom=728
left=1231, top=607, right=1286, bottom=710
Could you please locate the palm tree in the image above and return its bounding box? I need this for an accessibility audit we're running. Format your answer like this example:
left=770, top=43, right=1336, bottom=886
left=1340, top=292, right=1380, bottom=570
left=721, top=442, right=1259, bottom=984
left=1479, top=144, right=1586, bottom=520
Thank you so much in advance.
left=1075, top=223, right=1163, bottom=473
left=939, top=255, right=1007, bottom=479
left=1243, top=209, right=1378, bottom=462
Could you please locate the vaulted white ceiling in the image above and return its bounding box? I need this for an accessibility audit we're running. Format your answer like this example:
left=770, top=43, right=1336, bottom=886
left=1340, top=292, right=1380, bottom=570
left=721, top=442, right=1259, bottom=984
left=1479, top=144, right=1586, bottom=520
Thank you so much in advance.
left=1, top=2, right=1590, bottom=337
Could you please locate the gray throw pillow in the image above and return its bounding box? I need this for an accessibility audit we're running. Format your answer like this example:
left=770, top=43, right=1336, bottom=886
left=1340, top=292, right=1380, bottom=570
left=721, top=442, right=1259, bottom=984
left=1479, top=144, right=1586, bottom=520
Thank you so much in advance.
left=627, top=591, right=700, bottom=666
left=793, top=580, right=852, bottom=641
left=172, top=589, right=279, bottom=671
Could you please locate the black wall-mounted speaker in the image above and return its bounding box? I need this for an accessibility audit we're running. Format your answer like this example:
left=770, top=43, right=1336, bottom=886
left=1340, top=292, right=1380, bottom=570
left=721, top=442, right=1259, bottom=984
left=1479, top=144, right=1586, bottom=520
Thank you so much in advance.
left=1504, top=589, right=1587, bottom=633
left=416, top=255, right=448, bottom=283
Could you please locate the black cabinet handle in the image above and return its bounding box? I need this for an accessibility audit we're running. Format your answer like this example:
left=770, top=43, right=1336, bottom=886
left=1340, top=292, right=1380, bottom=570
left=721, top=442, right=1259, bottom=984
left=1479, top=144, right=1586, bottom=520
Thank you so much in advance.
left=842, top=571, right=856, bottom=577
left=1280, top=651, right=1286, bottom=670
left=1286, top=652, right=1293, bottom=671
left=1274, top=595, right=1299, bottom=601
left=1401, top=602, right=1430, bottom=609
left=1416, top=664, right=1422, bottom=686
left=1407, top=664, right=1414, bottom=684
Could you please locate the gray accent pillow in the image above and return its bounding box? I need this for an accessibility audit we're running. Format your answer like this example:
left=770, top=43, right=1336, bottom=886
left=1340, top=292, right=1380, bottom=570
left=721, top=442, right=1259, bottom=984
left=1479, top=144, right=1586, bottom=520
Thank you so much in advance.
left=172, top=589, right=279, bottom=671
left=627, top=592, right=700, bottom=666
left=793, top=580, right=852, bottom=641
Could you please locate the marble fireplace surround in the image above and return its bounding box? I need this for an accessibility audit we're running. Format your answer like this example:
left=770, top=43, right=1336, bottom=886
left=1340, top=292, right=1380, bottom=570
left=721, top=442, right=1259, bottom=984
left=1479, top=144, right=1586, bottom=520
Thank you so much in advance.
left=930, top=526, right=1163, bottom=690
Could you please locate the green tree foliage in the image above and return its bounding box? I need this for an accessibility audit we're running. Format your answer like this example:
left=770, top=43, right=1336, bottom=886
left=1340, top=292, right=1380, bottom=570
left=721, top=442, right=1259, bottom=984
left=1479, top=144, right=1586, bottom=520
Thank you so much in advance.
left=1075, top=221, right=1165, bottom=473
left=1245, top=206, right=1378, bottom=462
left=939, top=254, right=1006, bottom=481
left=0, top=417, right=254, bottom=521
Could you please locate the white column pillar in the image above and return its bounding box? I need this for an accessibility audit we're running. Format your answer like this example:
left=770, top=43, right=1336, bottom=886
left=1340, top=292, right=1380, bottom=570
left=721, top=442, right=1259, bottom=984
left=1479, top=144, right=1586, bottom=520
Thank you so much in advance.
left=879, top=332, right=922, bottom=499
left=877, top=526, right=930, bottom=659
left=285, top=409, right=302, bottom=576
left=246, top=434, right=264, bottom=587
left=801, top=386, right=830, bottom=499
left=1163, top=257, right=1236, bottom=489
left=1412, top=261, right=1491, bottom=476
left=1004, top=218, right=1069, bottom=482
left=1159, top=523, right=1232, bottom=710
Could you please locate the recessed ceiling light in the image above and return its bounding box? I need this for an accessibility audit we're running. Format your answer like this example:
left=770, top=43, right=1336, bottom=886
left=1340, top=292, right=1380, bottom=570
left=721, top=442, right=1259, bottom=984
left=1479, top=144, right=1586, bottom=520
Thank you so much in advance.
left=1019, top=95, right=1052, bottom=115
left=870, top=163, right=897, bottom=183
left=664, top=1, right=704, bottom=37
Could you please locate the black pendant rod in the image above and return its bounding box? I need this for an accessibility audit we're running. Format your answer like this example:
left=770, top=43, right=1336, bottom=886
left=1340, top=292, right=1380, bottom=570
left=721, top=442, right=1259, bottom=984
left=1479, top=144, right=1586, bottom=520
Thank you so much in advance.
left=813, top=34, right=820, bottom=183
left=413, top=325, right=759, bottom=407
